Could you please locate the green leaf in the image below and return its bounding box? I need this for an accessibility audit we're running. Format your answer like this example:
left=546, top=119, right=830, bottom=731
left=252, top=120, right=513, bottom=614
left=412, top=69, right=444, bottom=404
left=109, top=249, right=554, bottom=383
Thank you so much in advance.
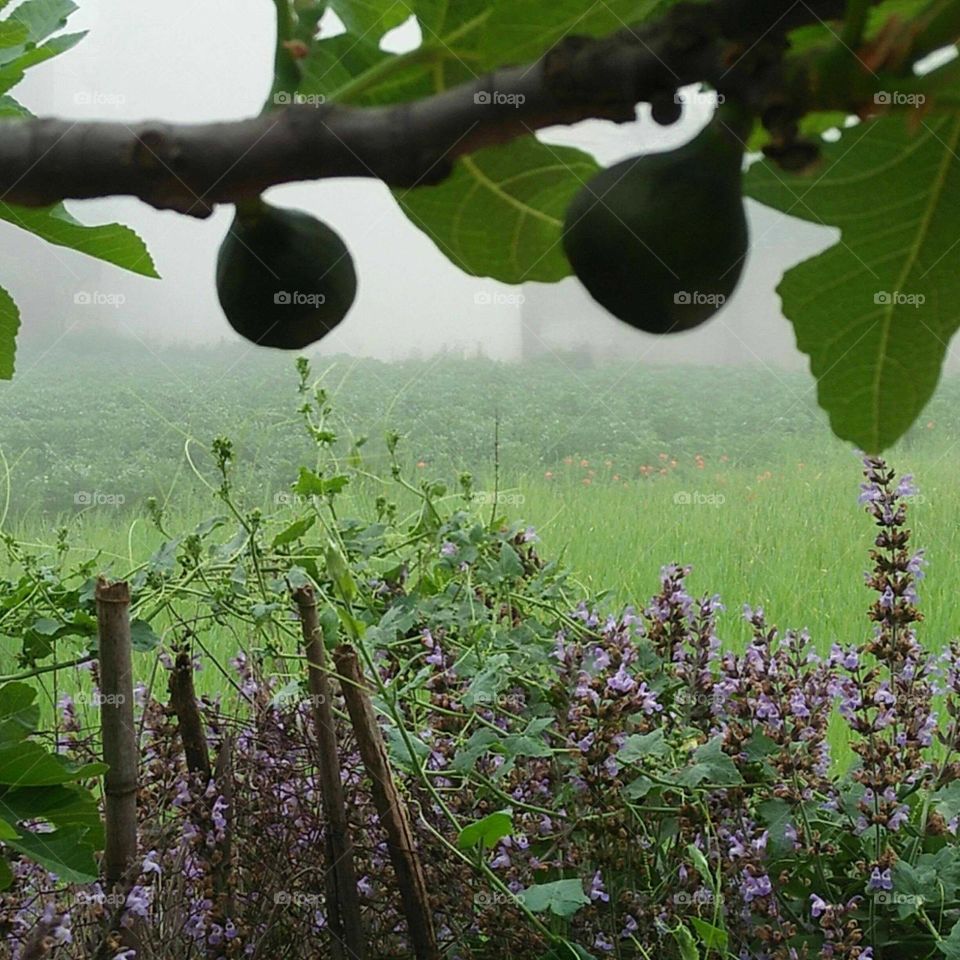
left=935, top=782, right=960, bottom=821
left=0, top=784, right=102, bottom=843
left=519, top=878, right=590, bottom=918
left=0, top=741, right=106, bottom=786
left=0, top=817, right=16, bottom=839
left=272, top=515, right=316, bottom=548
left=689, top=917, right=726, bottom=952
left=130, top=619, right=162, bottom=652
left=0, top=282, right=19, bottom=379
left=0, top=855, right=11, bottom=891
left=457, top=809, right=513, bottom=850
left=5, top=824, right=98, bottom=883
left=328, top=0, right=409, bottom=39
left=395, top=137, right=599, bottom=282
left=744, top=114, right=960, bottom=450
left=0, top=682, right=39, bottom=744
left=326, top=542, right=357, bottom=603
left=498, top=542, right=524, bottom=579
left=672, top=736, right=742, bottom=787
left=479, top=0, right=669, bottom=68
left=0, top=202, right=159, bottom=277
left=538, top=941, right=597, bottom=960
left=686, top=843, right=712, bottom=886
left=757, top=798, right=795, bottom=856
left=671, top=924, right=699, bottom=960
left=940, top=919, right=960, bottom=959
left=7, top=0, right=77, bottom=44
left=620, top=728, right=670, bottom=762
left=0, top=29, right=83, bottom=90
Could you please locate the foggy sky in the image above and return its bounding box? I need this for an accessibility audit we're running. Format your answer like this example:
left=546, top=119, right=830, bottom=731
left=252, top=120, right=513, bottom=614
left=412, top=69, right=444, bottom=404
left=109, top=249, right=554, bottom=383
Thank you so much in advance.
left=5, top=0, right=838, bottom=364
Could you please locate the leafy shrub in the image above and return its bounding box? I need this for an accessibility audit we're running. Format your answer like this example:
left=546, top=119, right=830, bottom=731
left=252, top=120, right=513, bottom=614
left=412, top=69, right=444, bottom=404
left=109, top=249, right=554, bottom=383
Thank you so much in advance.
left=2, top=369, right=960, bottom=960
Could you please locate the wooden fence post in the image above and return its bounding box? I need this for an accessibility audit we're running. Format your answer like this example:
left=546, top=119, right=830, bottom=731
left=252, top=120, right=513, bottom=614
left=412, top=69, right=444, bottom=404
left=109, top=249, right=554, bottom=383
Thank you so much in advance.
left=95, top=577, right=138, bottom=888
left=333, top=645, right=440, bottom=960
left=293, top=585, right=366, bottom=960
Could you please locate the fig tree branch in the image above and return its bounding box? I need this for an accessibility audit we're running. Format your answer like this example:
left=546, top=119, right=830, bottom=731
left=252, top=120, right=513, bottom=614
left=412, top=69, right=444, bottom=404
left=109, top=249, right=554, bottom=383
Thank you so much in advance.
left=0, top=0, right=936, bottom=217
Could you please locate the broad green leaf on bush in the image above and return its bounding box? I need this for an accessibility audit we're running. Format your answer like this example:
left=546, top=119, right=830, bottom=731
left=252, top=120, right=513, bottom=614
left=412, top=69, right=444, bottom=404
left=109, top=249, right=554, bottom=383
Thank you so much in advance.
left=672, top=736, right=743, bottom=787
left=0, top=741, right=105, bottom=786
left=520, top=878, right=590, bottom=918
left=328, top=0, right=409, bottom=40
left=0, top=283, right=18, bottom=379
left=0, top=856, right=11, bottom=891
left=0, top=784, right=103, bottom=843
left=745, top=114, right=960, bottom=450
left=933, top=782, right=960, bottom=820
left=130, top=618, right=162, bottom=652
left=940, top=921, right=960, bottom=960
left=757, top=798, right=795, bottom=855
left=689, top=918, right=727, bottom=952
left=0, top=817, right=15, bottom=839
left=538, top=941, right=597, bottom=960
left=457, top=809, right=513, bottom=849
left=478, top=0, right=669, bottom=68
left=396, top=137, right=598, bottom=282
left=272, top=515, right=317, bottom=548
left=0, top=681, right=39, bottom=744
left=452, top=727, right=500, bottom=771
left=620, top=728, right=669, bottom=761
left=5, top=824, right=98, bottom=883
left=671, top=924, right=700, bottom=960
left=0, top=203, right=159, bottom=277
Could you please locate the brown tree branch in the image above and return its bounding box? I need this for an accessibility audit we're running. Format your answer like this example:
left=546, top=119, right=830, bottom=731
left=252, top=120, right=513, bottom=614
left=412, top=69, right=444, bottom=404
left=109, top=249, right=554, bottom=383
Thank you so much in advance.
left=0, top=0, right=897, bottom=217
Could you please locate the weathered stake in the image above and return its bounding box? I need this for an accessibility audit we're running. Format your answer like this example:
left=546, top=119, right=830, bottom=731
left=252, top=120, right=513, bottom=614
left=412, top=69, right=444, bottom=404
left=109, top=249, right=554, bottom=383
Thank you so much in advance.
left=333, top=645, right=440, bottom=960
left=293, top=585, right=366, bottom=960
left=95, top=578, right=138, bottom=886
left=168, top=648, right=212, bottom=780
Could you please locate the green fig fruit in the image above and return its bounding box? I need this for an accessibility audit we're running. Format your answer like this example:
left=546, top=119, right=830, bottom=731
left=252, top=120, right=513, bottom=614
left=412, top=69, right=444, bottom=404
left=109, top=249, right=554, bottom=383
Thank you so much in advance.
left=562, top=108, right=749, bottom=334
left=216, top=201, right=357, bottom=349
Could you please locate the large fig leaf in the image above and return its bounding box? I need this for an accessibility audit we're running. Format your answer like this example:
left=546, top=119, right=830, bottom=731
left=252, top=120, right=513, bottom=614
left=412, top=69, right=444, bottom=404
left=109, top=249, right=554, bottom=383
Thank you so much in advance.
left=0, top=202, right=159, bottom=277
left=478, top=0, right=671, bottom=69
left=744, top=114, right=960, bottom=451
left=328, top=0, right=410, bottom=39
left=0, top=283, right=18, bottom=379
left=396, top=138, right=597, bottom=281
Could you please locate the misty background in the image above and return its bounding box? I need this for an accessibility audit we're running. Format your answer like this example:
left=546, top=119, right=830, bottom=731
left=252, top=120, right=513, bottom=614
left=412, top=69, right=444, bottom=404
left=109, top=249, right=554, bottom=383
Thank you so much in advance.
left=4, top=0, right=847, bottom=369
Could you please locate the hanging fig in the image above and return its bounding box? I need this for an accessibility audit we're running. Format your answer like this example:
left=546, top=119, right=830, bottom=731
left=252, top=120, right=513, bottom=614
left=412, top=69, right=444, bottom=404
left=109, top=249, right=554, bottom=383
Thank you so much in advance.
left=562, top=104, right=750, bottom=334
left=216, top=201, right=357, bottom=349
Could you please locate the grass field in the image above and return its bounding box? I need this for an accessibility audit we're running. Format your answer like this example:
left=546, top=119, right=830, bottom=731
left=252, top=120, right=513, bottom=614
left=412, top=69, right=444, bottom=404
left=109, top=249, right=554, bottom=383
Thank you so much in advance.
left=3, top=337, right=960, bottom=766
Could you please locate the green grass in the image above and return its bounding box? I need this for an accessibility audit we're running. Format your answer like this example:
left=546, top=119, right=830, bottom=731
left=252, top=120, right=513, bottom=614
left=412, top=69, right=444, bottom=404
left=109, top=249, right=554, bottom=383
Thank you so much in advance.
left=3, top=342, right=959, bottom=769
